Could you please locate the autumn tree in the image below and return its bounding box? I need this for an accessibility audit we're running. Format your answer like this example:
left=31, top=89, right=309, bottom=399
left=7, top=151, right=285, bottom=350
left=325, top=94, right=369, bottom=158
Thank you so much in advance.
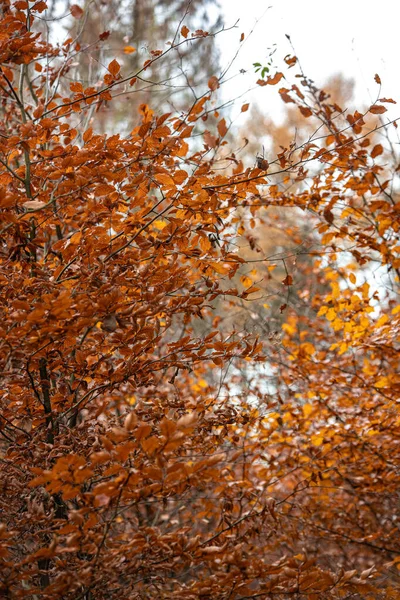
left=0, top=2, right=399, bottom=599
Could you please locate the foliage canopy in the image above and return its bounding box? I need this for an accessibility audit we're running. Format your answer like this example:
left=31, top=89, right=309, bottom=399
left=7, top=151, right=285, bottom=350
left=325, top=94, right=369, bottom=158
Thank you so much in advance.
left=0, top=2, right=399, bottom=599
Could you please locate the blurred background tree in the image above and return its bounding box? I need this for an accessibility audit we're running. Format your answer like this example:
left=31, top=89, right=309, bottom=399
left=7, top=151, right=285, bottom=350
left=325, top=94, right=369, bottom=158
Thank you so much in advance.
left=46, top=0, right=222, bottom=131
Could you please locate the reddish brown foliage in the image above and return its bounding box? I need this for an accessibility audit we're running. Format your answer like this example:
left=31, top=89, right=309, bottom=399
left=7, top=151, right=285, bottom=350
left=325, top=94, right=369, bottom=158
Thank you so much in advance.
left=0, top=2, right=399, bottom=599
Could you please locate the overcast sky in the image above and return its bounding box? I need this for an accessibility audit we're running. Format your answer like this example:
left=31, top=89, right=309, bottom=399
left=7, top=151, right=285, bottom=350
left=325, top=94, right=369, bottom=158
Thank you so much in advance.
left=218, top=0, right=400, bottom=121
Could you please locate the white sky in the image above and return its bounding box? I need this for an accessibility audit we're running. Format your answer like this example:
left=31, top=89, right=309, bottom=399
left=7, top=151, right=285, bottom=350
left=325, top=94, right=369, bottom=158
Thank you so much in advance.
left=218, top=0, right=400, bottom=122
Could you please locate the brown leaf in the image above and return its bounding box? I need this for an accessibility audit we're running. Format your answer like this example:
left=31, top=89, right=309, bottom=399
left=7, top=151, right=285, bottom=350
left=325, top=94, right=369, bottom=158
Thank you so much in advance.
left=323, top=208, right=334, bottom=224
left=33, top=1, right=47, bottom=12
left=108, top=59, right=121, bottom=77
left=101, top=314, right=118, bottom=332
left=70, top=4, right=83, bottom=19
left=282, top=275, right=293, bottom=286
left=217, top=118, right=228, bottom=138
left=208, top=76, right=219, bottom=91
left=299, top=106, right=312, bottom=118
left=371, top=144, right=383, bottom=158
left=204, top=130, right=217, bottom=148
left=369, top=104, right=387, bottom=114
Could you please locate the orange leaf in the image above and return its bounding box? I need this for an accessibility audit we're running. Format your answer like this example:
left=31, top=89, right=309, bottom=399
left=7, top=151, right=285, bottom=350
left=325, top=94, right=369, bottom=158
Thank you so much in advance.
left=267, top=72, right=284, bottom=85
left=108, top=59, right=121, bottom=77
left=173, top=170, right=188, bottom=185
left=154, top=173, right=175, bottom=186
left=70, top=81, right=83, bottom=93
left=241, top=103, right=249, bottom=112
left=217, top=118, right=228, bottom=138
left=123, top=46, right=136, bottom=54
left=258, top=72, right=284, bottom=86
left=181, top=25, right=189, bottom=38
left=243, top=285, right=260, bottom=296
left=83, top=127, right=93, bottom=143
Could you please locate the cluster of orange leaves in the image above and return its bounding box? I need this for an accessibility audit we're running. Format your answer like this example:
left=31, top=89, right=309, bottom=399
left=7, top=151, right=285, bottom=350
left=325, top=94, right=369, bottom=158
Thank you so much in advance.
left=0, top=1, right=399, bottom=598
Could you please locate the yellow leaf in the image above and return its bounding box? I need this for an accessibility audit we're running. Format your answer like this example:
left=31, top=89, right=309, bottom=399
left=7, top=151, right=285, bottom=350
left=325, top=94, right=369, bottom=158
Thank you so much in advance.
left=301, top=342, right=315, bottom=356
left=375, top=376, right=389, bottom=388
left=332, top=318, right=343, bottom=331
left=282, top=323, right=296, bottom=335
left=361, top=282, right=370, bottom=300
left=154, top=220, right=167, bottom=230
left=240, top=275, right=253, bottom=287
left=349, top=273, right=356, bottom=284
left=302, top=403, right=313, bottom=418
left=326, top=307, right=336, bottom=321
left=376, top=314, right=389, bottom=327
left=124, top=46, right=136, bottom=54
left=311, top=433, right=324, bottom=447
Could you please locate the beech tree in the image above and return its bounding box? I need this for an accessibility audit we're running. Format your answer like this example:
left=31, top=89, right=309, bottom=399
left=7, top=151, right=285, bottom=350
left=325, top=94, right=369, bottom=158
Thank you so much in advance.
left=0, top=2, right=399, bottom=599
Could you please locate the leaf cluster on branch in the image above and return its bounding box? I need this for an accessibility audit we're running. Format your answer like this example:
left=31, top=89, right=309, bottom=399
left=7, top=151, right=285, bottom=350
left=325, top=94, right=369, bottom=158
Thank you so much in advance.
left=0, top=2, right=399, bottom=599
